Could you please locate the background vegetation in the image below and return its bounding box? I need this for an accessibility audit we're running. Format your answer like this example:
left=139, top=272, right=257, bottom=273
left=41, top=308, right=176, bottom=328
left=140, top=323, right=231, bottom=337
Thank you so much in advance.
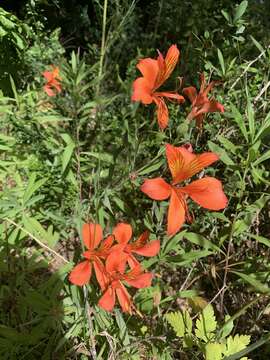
left=0, top=0, right=270, bottom=359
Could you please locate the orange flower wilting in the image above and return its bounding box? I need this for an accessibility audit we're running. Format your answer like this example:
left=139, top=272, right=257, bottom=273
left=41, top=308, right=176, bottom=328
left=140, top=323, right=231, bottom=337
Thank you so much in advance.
left=141, top=144, right=228, bottom=236
left=183, top=73, right=224, bottom=128
left=132, top=45, right=185, bottom=129
left=69, top=222, right=159, bottom=313
left=98, top=252, right=152, bottom=313
left=43, top=65, right=62, bottom=97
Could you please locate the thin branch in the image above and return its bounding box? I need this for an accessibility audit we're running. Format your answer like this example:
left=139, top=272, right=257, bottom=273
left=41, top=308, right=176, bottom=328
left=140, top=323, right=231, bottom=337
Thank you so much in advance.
left=229, top=46, right=270, bottom=91
left=4, top=217, right=69, bottom=264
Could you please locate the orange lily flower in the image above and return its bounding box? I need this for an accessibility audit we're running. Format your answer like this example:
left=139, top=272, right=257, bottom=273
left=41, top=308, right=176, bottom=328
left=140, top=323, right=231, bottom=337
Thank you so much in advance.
left=132, top=45, right=185, bottom=129
left=98, top=252, right=153, bottom=313
left=141, top=144, right=228, bottom=236
left=111, top=223, right=160, bottom=268
left=183, top=73, right=224, bottom=128
left=43, top=65, right=62, bottom=97
left=69, top=223, right=113, bottom=288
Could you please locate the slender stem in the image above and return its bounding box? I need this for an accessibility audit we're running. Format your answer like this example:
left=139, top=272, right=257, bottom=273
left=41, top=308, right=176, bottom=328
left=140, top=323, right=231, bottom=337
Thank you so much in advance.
left=153, top=0, right=163, bottom=43
left=97, top=0, right=108, bottom=97
left=4, top=217, right=69, bottom=264
left=220, top=159, right=249, bottom=314
left=73, top=79, right=97, bottom=359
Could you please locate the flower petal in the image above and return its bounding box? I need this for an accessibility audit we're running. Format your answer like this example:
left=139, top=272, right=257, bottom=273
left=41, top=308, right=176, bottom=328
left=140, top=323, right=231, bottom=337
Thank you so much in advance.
left=43, top=71, right=53, bottom=81
left=136, top=58, right=159, bottom=89
left=166, top=143, right=196, bottom=183
left=166, top=144, right=219, bottom=184
left=98, top=287, right=115, bottom=312
left=69, top=261, right=92, bottom=286
left=113, top=223, right=132, bottom=245
left=153, top=96, right=169, bottom=129
left=167, top=188, right=186, bottom=236
left=116, top=284, right=132, bottom=313
left=52, top=81, right=61, bottom=93
left=125, top=272, right=153, bottom=288
left=82, top=223, right=103, bottom=250
left=52, top=66, right=60, bottom=79
left=164, top=45, right=180, bottom=80
left=155, top=91, right=185, bottom=103
left=93, top=261, right=108, bottom=291
left=127, top=254, right=140, bottom=269
left=183, top=86, right=198, bottom=103
left=105, top=251, right=127, bottom=274
left=196, top=99, right=225, bottom=117
left=99, top=234, right=114, bottom=255
left=199, top=73, right=206, bottom=93
left=141, top=178, right=171, bottom=200
left=184, top=152, right=219, bottom=180
left=155, top=44, right=180, bottom=88
left=44, top=85, right=55, bottom=97
left=183, top=177, right=228, bottom=210
left=132, top=239, right=160, bottom=257
left=132, top=77, right=153, bottom=104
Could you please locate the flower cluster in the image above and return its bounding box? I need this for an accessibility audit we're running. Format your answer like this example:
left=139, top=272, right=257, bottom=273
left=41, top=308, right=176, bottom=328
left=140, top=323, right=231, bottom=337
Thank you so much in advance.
left=141, top=143, right=228, bottom=235
left=45, top=44, right=228, bottom=315
left=69, top=223, right=160, bottom=313
left=132, top=45, right=224, bottom=129
left=132, top=45, right=227, bottom=236
left=43, top=65, right=62, bottom=97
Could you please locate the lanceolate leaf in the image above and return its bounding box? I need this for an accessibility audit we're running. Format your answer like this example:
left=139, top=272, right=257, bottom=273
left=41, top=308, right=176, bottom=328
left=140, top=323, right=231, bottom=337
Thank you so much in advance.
left=232, top=271, right=270, bottom=294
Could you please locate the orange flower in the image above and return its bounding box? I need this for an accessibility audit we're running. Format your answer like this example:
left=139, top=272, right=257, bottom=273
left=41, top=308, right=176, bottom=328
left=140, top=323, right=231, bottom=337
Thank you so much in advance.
left=43, top=65, right=62, bottom=97
left=132, top=45, right=185, bottom=129
left=69, top=223, right=113, bottom=288
left=98, top=252, right=153, bottom=313
left=183, top=73, right=224, bottom=128
left=141, top=144, right=228, bottom=236
left=111, top=223, right=160, bottom=268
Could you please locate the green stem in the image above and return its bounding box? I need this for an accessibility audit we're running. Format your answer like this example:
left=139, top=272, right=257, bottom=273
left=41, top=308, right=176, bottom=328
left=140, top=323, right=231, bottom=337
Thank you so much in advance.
left=97, top=0, right=108, bottom=97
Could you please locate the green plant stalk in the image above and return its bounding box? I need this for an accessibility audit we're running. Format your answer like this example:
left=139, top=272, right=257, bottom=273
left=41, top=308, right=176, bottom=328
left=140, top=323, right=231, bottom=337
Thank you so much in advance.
left=72, top=77, right=97, bottom=359
left=97, top=0, right=108, bottom=98
left=220, top=153, right=250, bottom=313
left=4, top=217, right=69, bottom=264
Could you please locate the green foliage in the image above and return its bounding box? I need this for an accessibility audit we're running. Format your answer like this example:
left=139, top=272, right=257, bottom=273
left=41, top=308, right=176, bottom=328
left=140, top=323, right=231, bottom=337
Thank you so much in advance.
left=166, top=304, right=251, bottom=360
left=0, top=0, right=270, bottom=358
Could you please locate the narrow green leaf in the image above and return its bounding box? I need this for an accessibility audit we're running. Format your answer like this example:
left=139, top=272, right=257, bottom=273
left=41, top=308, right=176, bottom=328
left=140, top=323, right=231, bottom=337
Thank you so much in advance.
left=254, top=111, right=270, bottom=143
left=253, top=149, right=270, bottom=166
left=247, top=99, right=255, bottom=142
left=249, top=234, right=270, bottom=247
left=138, top=160, right=164, bottom=175
left=62, top=142, right=75, bottom=173
left=184, top=232, right=221, bottom=252
left=250, top=35, right=266, bottom=57
left=232, top=271, right=270, bottom=294
left=230, top=104, right=248, bottom=142
left=217, top=48, right=225, bottom=75
left=71, top=51, right=77, bottom=73
left=23, top=174, right=46, bottom=204
left=221, top=10, right=231, bottom=23
left=208, top=141, right=235, bottom=165
left=234, top=1, right=248, bottom=23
